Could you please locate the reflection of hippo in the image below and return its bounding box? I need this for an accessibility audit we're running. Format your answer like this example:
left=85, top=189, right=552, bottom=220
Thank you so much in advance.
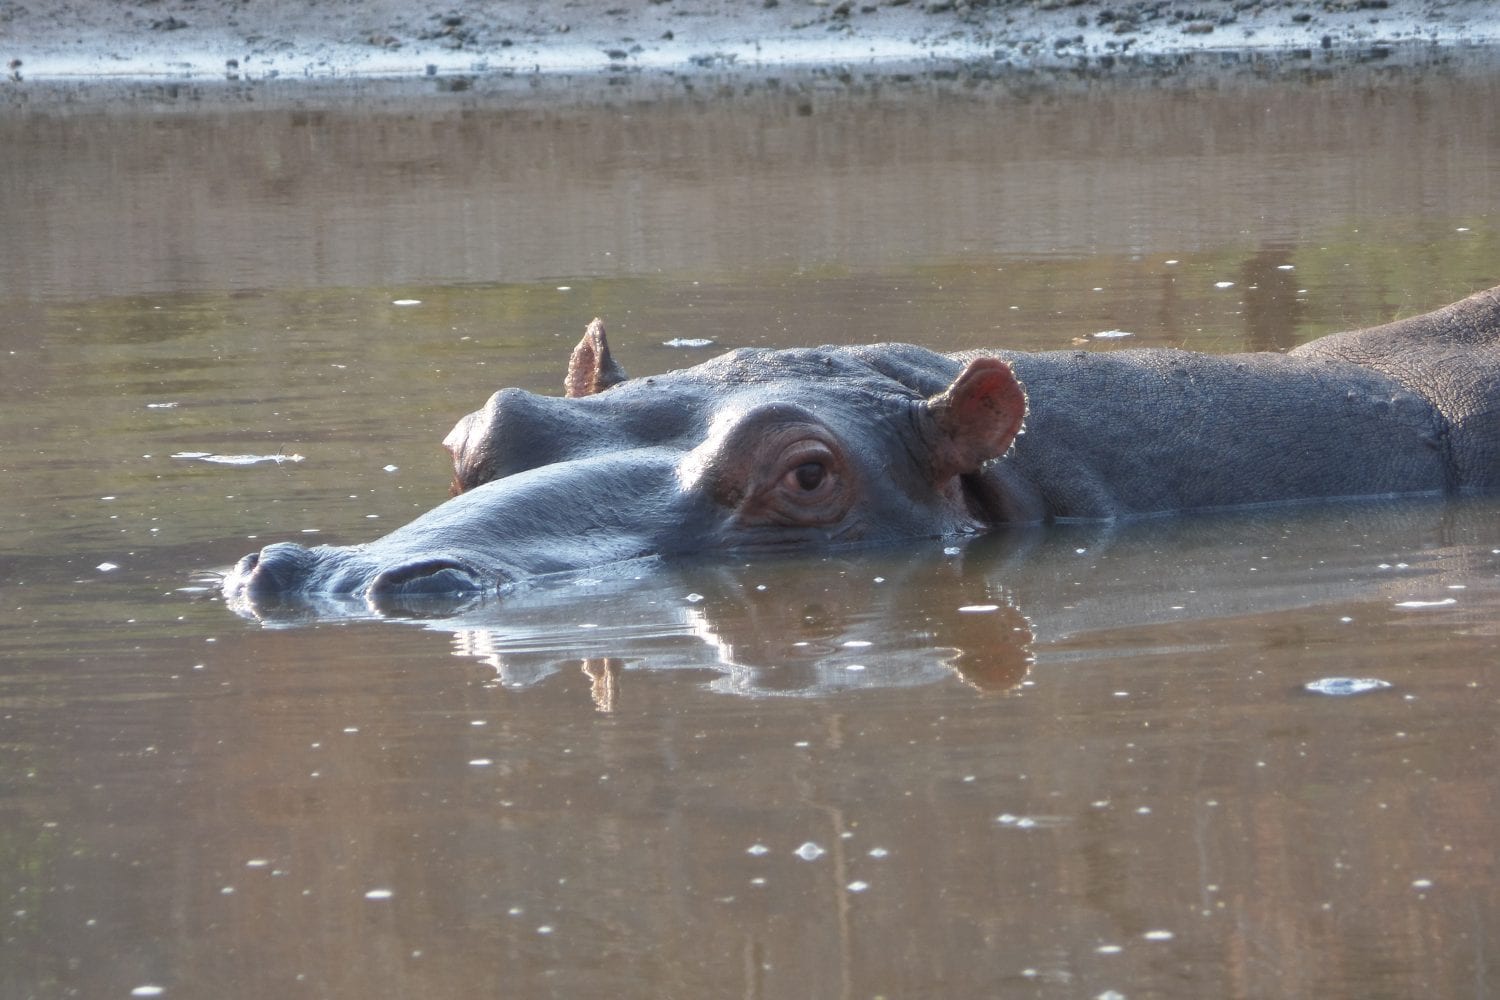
left=223, top=284, right=1500, bottom=612
left=233, top=498, right=1499, bottom=705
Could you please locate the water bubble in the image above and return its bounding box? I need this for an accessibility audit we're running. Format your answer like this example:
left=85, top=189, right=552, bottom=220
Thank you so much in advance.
left=131, top=989, right=166, bottom=998
left=392, top=299, right=422, bottom=306
left=1143, top=929, right=1174, bottom=941
left=846, top=881, right=869, bottom=892
left=746, top=844, right=770, bottom=856
left=794, top=842, right=826, bottom=861
left=364, top=889, right=393, bottom=900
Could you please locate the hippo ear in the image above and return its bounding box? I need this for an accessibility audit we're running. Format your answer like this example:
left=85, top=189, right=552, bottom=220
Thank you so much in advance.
left=442, top=409, right=488, bottom=496
left=921, top=357, right=1027, bottom=481
left=565, top=318, right=629, bottom=398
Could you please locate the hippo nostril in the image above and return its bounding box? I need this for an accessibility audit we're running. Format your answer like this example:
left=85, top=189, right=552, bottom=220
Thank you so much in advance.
left=366, top=559, right=483, bottom=598
left=224, top=541, right=317, bottom=599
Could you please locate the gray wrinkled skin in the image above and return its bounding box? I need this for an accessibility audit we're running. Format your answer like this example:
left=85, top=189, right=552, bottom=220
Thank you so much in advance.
left=223, top=284, right=1500, bottom=615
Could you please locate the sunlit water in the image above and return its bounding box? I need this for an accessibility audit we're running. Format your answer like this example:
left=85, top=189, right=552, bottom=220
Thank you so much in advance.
left=3, top=59, right=1500, bottom=999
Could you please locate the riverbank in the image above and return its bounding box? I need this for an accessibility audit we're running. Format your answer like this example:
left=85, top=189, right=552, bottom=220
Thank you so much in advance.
left=4, top=0, right=1499, bottom=84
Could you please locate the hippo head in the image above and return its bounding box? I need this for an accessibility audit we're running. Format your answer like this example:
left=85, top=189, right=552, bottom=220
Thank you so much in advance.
left=222, top=320, right=1028, bottom=615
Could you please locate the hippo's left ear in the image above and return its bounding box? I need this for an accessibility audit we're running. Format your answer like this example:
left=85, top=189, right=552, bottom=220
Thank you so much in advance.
left=921, top=357, right=1028, bottom=481
left=565, top=318, right=629, bottom=398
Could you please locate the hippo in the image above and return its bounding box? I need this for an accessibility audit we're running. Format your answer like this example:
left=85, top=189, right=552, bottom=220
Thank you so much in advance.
left=223, top=284, right=1500, bottom=612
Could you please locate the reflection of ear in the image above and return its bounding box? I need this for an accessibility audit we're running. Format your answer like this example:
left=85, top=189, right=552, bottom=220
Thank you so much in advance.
left=948, top=603, right=1034, bottom=693
left=581, top=657, right=623, bottom=713
left=565, top=318, right=629, bottom=398
left=922, top=357, right=1027, bottom=481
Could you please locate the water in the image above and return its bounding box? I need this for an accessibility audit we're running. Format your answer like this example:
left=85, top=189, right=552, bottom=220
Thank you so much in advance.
left=3, top=59, right=1500, bottom=998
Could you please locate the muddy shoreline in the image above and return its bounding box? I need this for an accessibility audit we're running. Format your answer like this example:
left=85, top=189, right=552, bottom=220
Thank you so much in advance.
left=4, top=0, right=1499, bottom=105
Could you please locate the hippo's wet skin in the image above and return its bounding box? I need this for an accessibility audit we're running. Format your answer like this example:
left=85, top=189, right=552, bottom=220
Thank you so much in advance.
left=224, top=285, right=1500, bottom=613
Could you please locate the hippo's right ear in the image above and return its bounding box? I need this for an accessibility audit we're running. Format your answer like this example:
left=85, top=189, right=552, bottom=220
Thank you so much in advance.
left=920, top=357, right=1028, bottom=481
left=565, top=318, right=629, bottom=398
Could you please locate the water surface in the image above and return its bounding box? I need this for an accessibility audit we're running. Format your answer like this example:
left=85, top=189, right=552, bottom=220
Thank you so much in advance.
left=3, top=60, right=1499, bottom=999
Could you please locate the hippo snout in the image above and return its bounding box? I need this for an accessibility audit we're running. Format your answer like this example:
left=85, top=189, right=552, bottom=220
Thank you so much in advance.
left=224, top=541, right=488, bottom=611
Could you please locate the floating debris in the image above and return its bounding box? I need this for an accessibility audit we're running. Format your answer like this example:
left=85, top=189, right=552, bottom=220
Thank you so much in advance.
left=996, top=812, right=1067, bottom=829
left=1092, top=330, right=1134, bottom=340
left=1394, top=598, right=1458, bottom=609
left=172, top=451, right=305, bottom=466
left=663, top=338, right=716, bottom=348
left=392, top=299, right=422, bottom=306
left=958, top=604, right=1000, bottom=613
left=146, top=401, right=179, bottom=409
left=1304, top=677, right=1392, bottom=696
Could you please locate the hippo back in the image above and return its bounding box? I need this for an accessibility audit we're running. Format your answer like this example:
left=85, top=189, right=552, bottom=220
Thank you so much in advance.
left=1289, top=285, right=1500, bottom=491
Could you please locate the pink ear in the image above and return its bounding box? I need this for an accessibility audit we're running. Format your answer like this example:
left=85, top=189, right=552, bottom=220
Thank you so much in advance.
left=564, top=318, right=629, bottom=398
left=923, top=357, right=1027, bottom=480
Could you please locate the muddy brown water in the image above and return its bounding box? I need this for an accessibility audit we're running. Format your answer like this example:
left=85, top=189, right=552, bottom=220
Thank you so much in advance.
left=3, top=59, right=1500, bottom=998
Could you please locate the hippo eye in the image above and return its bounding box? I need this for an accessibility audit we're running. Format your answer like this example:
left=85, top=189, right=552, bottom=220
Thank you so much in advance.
left=790, top=461, right=826, bottom=492
left=761, top=439, right=847, bottom=524
left=699, top=413, right=854, bottom=531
